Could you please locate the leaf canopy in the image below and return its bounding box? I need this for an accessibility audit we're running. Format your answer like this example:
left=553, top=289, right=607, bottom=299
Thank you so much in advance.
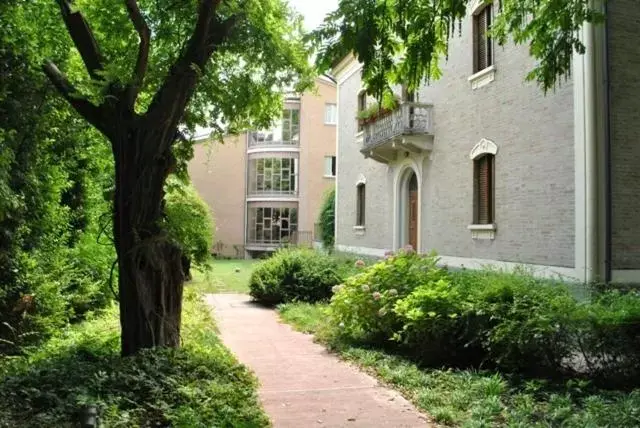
left=311, top=0, right=604, bottom=99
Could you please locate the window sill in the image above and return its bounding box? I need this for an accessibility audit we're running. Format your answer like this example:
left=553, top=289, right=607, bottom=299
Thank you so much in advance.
left=323, top=175, right=336, bottom=179
left=468, top=224, right=496, bottom=240
left=468, top=65, right=496, bottom=90
left=325, top=122, right=337, bottom=126
left=355, top=131, right=364, bottom=143
left=353, top=225, right=366, bottom=236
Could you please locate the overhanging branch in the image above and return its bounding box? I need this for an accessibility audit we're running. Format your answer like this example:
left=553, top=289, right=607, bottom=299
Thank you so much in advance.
left=125, top=0, right=151, bottom=105
left=56, top=0, right=104, bottom=80
left=42, top=60, right=107, bottom=135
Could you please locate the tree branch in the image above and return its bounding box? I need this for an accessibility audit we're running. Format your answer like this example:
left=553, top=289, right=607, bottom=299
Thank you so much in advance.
left=42, top=60, right=108, bottom=135
left=125, top=0, right=151, bottom=105
left=55, top=0, right=104, bottom=80
left=145, top=0, right=233, bottom=130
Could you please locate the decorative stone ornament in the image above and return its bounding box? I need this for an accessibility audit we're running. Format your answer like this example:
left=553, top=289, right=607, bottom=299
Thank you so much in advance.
left=469, top=138, right=498, bottom=160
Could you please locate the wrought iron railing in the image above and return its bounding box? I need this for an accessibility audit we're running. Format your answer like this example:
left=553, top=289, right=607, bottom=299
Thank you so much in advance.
left=362, top=102, right=433, bottom=149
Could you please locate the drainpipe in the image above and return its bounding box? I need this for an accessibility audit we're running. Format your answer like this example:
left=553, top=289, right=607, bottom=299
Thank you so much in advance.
left=583, top=6, right=598, bottom=283
left=603, top=0, right=613, bottom=283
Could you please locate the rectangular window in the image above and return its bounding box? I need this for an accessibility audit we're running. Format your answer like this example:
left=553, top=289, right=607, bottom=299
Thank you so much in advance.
left=247, top=207, right=298, bottom=244
left=356, top=183, right=366, bottom=226
left=357, top=91, right=367, bottom=132
left=324, top=156, right=336, bottom=177
left=324, top=103, right=337, bottom=125
left=248, top=158, right=298, bottom=195
left=473, top=155, right=495, bottom=224
left=473, top=6, right=493, bottom=73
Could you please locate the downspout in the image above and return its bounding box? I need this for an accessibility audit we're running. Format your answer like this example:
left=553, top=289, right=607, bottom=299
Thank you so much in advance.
left=584, top=5, right=598, bottom=283
left=603, top=0, right=613, bottom=283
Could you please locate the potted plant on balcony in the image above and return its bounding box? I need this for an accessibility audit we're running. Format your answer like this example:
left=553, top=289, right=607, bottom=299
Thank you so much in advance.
left=356, top=92, right=400, bottom=126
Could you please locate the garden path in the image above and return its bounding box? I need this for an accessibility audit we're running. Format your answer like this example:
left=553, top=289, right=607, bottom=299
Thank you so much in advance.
left=205, top=293, right=431, bottom=428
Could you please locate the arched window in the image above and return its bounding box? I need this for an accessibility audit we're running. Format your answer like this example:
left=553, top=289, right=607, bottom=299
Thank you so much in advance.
left=357, top=90, right=367, bottom=132
left=470, top=139, right=498, bottom=225
left=473, top=154, right=494, bottom=224
left=356, top=183, right=366, bottom=226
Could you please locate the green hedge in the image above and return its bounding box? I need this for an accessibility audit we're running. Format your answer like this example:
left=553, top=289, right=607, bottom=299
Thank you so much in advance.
left=328, top=251, right=640, bottom=385
left=249, top=248, right=349, bottom=305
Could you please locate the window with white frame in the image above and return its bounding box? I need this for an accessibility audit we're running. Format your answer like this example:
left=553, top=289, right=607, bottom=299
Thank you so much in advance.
left=324, top=103, right=337, bottom=125
left=247, top=207, right=298, bottom=244
left=248, top=158, right=298, bottom=195
left=324, top=156, right=336, bottom=177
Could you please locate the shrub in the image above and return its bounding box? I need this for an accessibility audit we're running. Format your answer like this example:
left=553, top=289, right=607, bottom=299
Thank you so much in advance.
left=318, top=187, right=335, bottom=249
left=452, top=269, right=579, bottom=374
left=249, top=248, right=343, bottom=305
left=574, top=290, right=640, bottom=386
left=164, top=177, right=215, bottom=279
left=329, top=249, right=448, bottom=343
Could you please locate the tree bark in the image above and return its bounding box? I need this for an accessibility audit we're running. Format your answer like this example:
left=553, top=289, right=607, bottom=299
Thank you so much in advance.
left=113, top=126, right=185, bottom=356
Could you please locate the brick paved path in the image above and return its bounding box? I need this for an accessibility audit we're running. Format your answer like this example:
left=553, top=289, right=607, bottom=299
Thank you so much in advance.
left=205, top=294, right=430, bottom=428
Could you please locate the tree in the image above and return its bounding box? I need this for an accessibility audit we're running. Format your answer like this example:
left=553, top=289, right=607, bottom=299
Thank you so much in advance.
left=312, top=0, right=604, bottom=99
left=19, top=0, right=313, bottom=355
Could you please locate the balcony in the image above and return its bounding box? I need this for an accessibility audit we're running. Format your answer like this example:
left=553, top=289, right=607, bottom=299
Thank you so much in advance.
left=361, top=102, right=434, bottom=163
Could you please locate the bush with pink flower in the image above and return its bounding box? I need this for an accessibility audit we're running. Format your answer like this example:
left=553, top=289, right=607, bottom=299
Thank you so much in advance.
left=327, top=250, right=447, bottom=342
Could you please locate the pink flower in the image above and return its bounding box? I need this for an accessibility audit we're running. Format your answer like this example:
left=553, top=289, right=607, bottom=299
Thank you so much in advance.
left=355, top=259, right=366, bottom=268
left=403, top=244, right=415, bottom=254
left=372, top=292, right=381, bottom=301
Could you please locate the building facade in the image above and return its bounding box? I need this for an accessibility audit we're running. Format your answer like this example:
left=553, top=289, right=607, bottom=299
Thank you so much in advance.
left=189, top=77, right=337, bottom=258
left=333, top=0, right=640, bottom=283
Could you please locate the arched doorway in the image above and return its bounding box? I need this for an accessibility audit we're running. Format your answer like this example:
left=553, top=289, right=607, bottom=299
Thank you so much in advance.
left=396, top=166, right=420, bottom=251
left=407, top=172, right=418, bottom=250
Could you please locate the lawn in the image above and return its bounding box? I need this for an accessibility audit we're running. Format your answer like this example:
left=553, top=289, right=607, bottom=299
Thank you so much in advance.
left=0, top=290, right=269, bottom=427
left=189, top=259, right=257, bottom=294
left=279, top=303, right=640, bottom=428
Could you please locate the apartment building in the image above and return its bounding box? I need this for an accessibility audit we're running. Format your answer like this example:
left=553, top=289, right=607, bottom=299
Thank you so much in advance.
left=333, top=0, right=640, bottom=283
left=189, top=77, right=337, bottom=258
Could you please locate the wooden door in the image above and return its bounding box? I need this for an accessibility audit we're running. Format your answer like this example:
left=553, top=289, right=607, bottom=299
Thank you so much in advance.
left=408, top=173, right=418, bottom=250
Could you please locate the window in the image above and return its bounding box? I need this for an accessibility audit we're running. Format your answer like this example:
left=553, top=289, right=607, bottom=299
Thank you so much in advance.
left=356, top=183, right=366, bottom=226
left=357, top=91, right=367, bottom=132
left=281, top=108, right=300, bottom=144
left=324, top=156, right=336, bottom=177
left=248, top=158, right=297, bottom=195
left=324, top=103, right=337, bottom=125
left=473, top=154, right=494, bottom=224
left=247, top=207, right=298, bottom=244
left=473, top=5, right=493, bottom=73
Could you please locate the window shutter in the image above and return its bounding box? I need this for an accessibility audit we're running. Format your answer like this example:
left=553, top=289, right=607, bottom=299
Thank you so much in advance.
left=474, top=155, right=494, bottom=224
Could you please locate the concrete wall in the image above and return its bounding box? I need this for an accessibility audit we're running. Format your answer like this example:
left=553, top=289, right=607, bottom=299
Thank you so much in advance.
left=298, top=79, right=337, bottom=234
left=188, top=135, right=246, bottom=257
left=608, top=0, right=640, bottom=270
left=336, top=2, right=575, bottom=267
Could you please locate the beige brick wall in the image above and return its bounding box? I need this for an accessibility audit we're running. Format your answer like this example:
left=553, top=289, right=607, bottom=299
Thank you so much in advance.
left=188, top=135, right=246, bottom=257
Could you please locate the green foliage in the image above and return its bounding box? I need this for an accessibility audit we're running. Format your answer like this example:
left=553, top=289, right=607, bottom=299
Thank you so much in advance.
left=0, top=290, right=269, bottom=427
left=312, top=0, right=604, bottom=99
left=318, top=187, right=336, bottom=249
left=0, top=3, right=115, bottom=353
left=329, top=249, right=447, bottom=343
left=249, top=248, right=344, bottom=305
left=280, top=301, right=640, bottom=428
left=164, top=177, right=215, bottom=268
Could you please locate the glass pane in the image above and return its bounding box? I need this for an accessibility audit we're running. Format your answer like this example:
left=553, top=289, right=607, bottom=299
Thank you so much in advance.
left=283, top=208, right=289, bottom=217
left=281, top=219, right=289, bottom=230
left=282, top=158, right=290, bottom=169
left=264, top=229, right=272, bottom=241
left=291, top=109, right=300, bottom=126
left=264, top=158, right=272, bottom=168
left=257, top=159, right=264, bottom=173
left=264, top=208, right=271, bottom=218
left=256, top=225, right=263, bottom=240
left=257, top=175, right=264, bottom=190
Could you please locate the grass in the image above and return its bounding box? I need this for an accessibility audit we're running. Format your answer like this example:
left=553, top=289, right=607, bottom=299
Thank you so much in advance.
left=0, top=290, right=270, bottom=427
left=279, top=302, right=640, bottom=428
left=189, top=259, right=257, bottom=294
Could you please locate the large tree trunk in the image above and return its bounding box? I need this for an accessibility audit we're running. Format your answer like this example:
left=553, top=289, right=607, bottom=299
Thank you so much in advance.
left=113, top=128, right=185, bottom=356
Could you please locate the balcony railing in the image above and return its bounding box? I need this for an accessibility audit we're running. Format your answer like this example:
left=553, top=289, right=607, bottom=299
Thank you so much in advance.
left=248, top=133, right=299, bottom=148
left=362, top=102, right=433, bottom=150
left=247, top=189, right=298, bottom=198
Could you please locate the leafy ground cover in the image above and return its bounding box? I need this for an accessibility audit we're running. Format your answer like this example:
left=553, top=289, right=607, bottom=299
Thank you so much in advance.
left=189, top=259, right=257, bottom=294
left=279, top=303, right=640, bottom=427
left=0, top=290, right=269, bottom=427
